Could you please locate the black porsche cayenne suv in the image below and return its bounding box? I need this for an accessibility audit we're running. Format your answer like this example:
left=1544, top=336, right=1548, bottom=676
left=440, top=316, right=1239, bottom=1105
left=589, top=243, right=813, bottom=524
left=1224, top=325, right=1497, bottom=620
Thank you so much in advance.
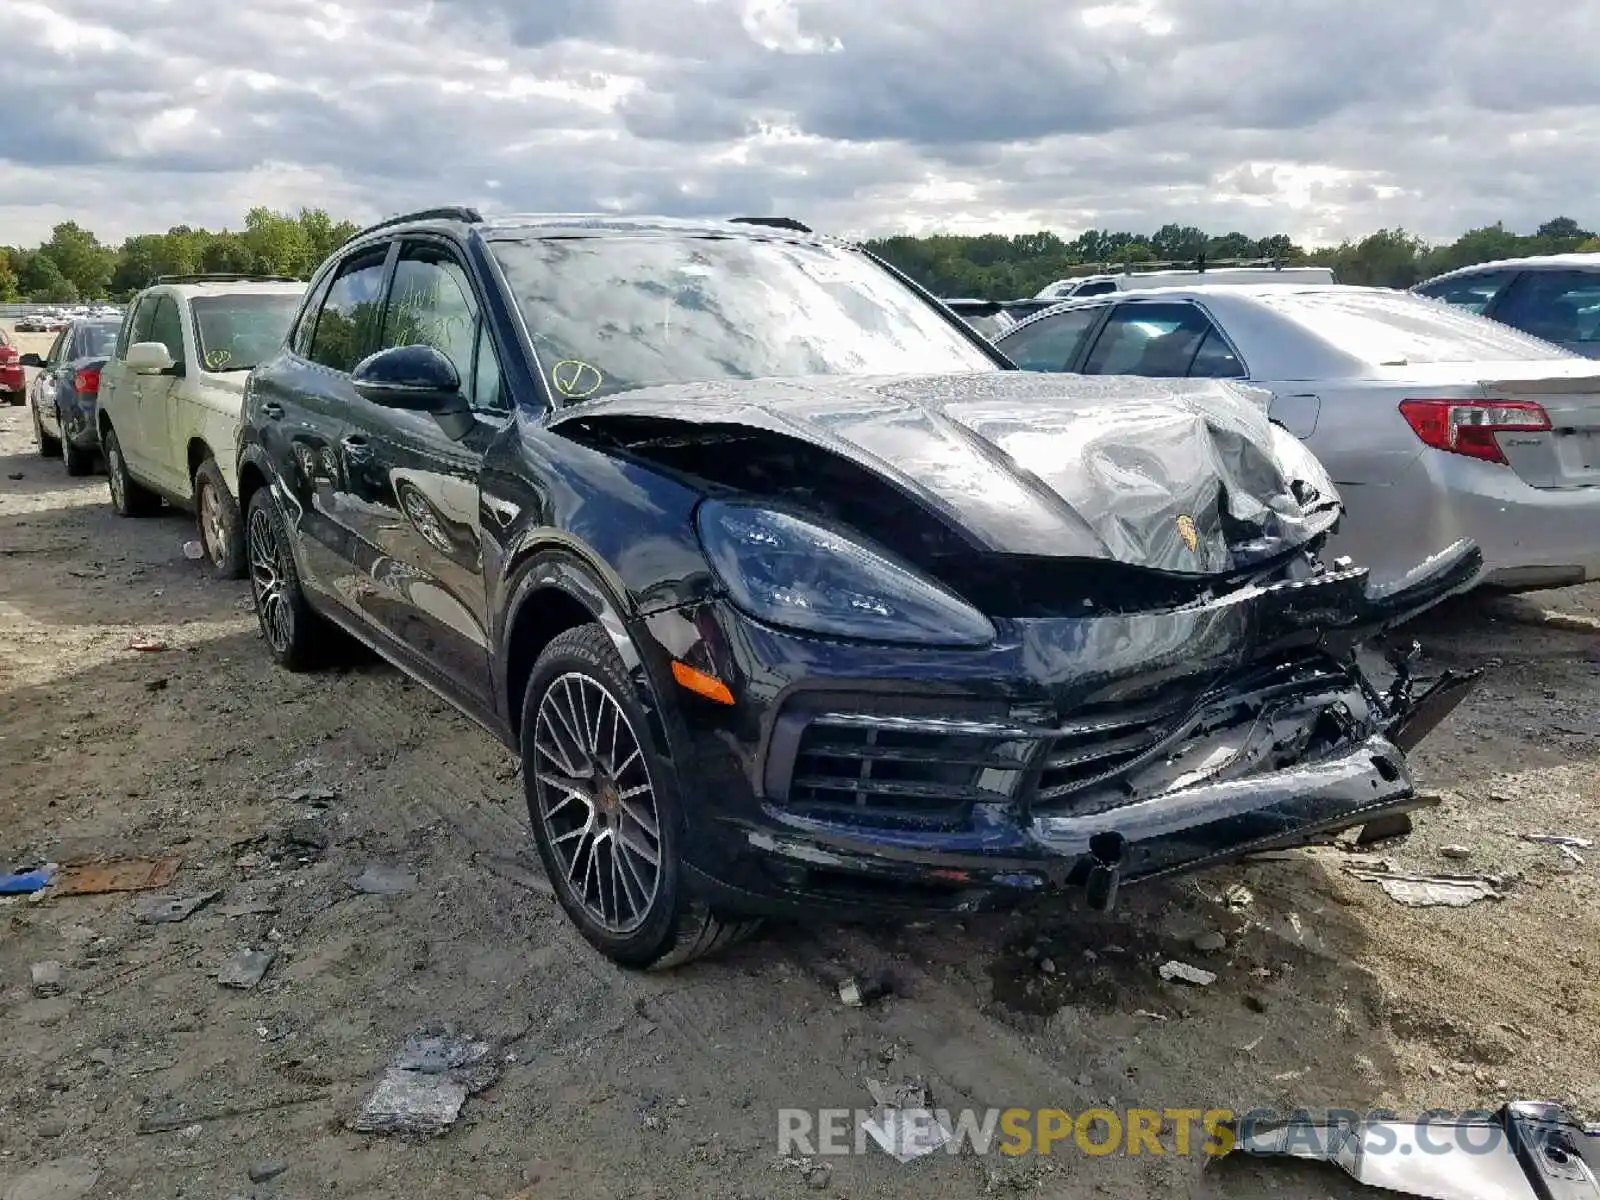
left=237, top=208, right=1482, bottom=968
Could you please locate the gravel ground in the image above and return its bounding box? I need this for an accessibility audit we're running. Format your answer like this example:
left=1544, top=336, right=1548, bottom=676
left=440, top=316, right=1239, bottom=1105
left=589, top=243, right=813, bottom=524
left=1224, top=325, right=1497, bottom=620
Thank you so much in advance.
left=2, top=322, right=1597, bottom=1199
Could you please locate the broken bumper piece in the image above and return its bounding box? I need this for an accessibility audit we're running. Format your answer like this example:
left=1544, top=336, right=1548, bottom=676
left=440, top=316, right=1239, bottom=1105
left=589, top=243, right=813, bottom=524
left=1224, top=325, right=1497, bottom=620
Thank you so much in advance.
left=1217, top=1100, right=1600, bottom=1199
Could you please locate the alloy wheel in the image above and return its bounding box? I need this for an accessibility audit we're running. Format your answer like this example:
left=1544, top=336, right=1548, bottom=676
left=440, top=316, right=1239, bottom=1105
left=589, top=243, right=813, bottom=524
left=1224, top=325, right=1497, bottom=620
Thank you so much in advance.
left=531, top=672, right=663, bottom=933
left=247, top=505, right=293, bottom=653
left=200, top=482, right=227, bottom=565
left=107, top=443, right=125, bottom=510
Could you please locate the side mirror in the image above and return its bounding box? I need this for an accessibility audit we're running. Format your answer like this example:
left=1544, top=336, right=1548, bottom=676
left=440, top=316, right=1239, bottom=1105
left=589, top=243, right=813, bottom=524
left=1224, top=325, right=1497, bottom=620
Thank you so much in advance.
left=353, top=345, right=475, bottom=440
left=18, top=353, right=43, bottom=368
left=126, top=341, right=176, bottom=374
left=352, top=345, right=462, bottom=411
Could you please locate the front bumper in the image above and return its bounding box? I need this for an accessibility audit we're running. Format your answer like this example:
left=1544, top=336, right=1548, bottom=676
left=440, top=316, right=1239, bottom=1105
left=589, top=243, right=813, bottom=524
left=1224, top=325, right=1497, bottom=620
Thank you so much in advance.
left=644, top=588, right=1463, bottom=919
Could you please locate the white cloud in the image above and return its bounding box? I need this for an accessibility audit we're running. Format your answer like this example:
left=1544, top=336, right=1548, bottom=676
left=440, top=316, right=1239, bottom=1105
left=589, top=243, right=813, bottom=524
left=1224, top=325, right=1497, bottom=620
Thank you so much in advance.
left=0, top=0, right=1596, bottom=248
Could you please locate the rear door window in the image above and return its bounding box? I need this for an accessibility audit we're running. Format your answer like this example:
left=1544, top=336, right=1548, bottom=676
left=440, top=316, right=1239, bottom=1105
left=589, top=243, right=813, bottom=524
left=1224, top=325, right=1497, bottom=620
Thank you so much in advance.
left=998, top=305, right=1104, bottom=371
left=1081, top=302, right=1220, bottom=377
left=1491, top=270, right=1600, bottom=349
left=1414, top=269, right=1519, bottom=314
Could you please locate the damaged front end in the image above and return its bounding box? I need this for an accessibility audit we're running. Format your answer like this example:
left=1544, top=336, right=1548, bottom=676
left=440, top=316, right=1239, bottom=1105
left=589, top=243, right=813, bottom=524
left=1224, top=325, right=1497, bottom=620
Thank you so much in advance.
left=553, top=374, right=1485, bottom=916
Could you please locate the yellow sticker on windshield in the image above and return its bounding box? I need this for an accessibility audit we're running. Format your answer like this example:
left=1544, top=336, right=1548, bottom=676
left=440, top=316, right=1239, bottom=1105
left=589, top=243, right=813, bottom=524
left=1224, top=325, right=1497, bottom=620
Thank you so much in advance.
left=550, top=360, right=603, bottom=398
left=204, top=348, right=233, bottom=370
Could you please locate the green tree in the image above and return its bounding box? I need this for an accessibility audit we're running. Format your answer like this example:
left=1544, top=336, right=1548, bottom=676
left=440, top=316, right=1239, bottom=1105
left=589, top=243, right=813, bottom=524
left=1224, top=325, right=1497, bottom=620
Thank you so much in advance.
left=1536, top=216, right=1592, bottom=240
left=0, top=250, right=19, bottom=302
left=297, top=208, right=360, bottom=264
left=243, top=207, right=313, bottom=275
left=41, top=221, right=114, bottom=298
left=199, top=233, right=264, bottom=274
left=16, top=251, right=79, bottom=302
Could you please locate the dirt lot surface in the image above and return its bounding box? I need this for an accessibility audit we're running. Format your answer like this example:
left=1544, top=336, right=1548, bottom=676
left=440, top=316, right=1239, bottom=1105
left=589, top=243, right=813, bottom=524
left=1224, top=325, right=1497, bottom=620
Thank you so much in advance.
left=2, top=320, right=1598, bottom=1199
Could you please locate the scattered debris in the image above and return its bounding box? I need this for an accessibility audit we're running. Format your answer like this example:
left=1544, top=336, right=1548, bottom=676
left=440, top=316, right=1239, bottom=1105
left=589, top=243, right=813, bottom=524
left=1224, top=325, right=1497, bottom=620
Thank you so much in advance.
left=1132, top=1009, right=1170, bottom=1021
left=1481, top=595, right=1600, bottom=635
left=181, top=540, right=205, bottom=560
left=1344, top=863, right=1503, bottom=907
left=1214, top=1098, right=1599, bottom=1200
left=31, top=960, right=65, bottom=997
left=137, top=1093, right=329, bottom=1135
left=247, top=1160, right=288, bottom=1184
left=1223, top=883, right=1253, bottom=909
left=284, top=786, right=336, bottom=806
left=352, top=1032, right=500, bottom=1135
left=1158, top=960, right=1216, bottom=986
left=1439, top=845, right=1473, bottom=860
left=51, top=857, right=181, bottom=897
left=144, top=677, right=169, bottom=692
left=1521, top=833, right=1593, bottom=849
left=0, top=864, right=55, bottom=894
left=127, top=636, right=168, bottom=652
left=838, top=976, right=890, bottom=1008
left=1193, top=931, right=1227, bottom=953
left=217, top=948, right=277, bottom=990
left=860, top=1078, right=953, bottom=1163
left=136, top=889, right=222, bottom=924
left=217, top=898, right=279, bottom=918
left=350, top=864, right=418, bottom=896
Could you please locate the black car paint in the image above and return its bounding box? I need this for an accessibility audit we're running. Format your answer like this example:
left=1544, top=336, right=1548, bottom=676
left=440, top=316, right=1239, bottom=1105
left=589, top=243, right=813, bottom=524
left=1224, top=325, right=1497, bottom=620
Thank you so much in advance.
left=238, top=215, right=1481, bottom=920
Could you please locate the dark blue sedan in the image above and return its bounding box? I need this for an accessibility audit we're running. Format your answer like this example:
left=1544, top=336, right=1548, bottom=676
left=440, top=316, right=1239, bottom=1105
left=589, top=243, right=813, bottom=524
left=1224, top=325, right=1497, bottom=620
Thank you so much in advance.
left=24, top=317, right=121, bottom=475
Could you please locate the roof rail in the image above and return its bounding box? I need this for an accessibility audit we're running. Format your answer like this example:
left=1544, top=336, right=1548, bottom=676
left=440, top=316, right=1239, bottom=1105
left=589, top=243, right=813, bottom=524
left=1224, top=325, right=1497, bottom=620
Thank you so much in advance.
left=149, top=273, right=304, bottom=285
left=729, top=216, right=813, bottom=233
left=352, top=206, right=486, bottom=240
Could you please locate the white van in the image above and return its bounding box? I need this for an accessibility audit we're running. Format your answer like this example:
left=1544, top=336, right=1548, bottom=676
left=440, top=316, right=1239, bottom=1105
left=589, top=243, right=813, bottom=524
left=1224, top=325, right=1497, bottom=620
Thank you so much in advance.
left=1036, top=265, right=1335, bottom=301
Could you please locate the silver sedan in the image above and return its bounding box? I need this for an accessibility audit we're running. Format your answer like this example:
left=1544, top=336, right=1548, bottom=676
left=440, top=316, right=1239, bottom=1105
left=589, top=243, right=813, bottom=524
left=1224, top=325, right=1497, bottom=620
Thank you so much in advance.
left=993, top=285, right=1600, bottom=591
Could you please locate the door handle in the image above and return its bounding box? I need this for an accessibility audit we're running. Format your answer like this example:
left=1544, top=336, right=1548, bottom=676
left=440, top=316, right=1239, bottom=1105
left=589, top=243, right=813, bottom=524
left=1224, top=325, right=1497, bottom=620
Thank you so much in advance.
left=261, top=401, right=284, bottom=420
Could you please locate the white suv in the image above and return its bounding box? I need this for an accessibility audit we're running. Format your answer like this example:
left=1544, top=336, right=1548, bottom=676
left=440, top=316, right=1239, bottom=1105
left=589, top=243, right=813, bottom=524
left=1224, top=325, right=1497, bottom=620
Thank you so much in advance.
left=98, top=275, right=306, bottom=576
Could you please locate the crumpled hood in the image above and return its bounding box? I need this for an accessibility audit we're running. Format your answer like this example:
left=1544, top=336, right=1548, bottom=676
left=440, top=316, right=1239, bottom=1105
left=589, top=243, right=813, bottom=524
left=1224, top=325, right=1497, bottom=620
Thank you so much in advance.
left=553, top=372, right=1342, bottom=574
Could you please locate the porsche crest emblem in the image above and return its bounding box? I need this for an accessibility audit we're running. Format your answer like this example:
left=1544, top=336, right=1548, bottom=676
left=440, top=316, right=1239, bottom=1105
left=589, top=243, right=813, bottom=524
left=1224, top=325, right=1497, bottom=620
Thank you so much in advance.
left=1175, top=514, right=1199, bottom=553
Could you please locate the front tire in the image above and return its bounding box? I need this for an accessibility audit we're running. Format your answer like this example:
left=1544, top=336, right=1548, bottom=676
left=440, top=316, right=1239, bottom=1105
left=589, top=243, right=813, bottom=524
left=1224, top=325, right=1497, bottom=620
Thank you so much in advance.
left=194, top=457, right=246, bottom=579
left=245, top=487, right=337, bottom=671
left=103, top=424, right=161, bottom=516
left=520, top=624, right=758, bottom=969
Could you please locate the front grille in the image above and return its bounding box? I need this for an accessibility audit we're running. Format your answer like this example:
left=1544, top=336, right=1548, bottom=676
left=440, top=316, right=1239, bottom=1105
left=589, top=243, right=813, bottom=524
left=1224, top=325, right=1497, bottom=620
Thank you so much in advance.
left=788, top=713, right=1037, bottom=826
left=775, top=655, right=1362, bottom=827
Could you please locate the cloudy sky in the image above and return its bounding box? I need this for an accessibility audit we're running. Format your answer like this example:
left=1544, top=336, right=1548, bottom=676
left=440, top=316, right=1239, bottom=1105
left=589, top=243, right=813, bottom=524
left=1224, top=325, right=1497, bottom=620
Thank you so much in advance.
left=3, top=0, right=1597, bottom=248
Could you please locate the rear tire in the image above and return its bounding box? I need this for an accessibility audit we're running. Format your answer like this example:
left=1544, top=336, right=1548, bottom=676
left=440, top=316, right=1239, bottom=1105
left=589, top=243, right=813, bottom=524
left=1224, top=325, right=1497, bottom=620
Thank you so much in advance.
left=520, top=624, right=759, bottom=969
left=104, top=424, right=160, bottom=516
left=245, top=487, right=338, bottom=671
left=33, top=404, right=62, bottom=459
left=4, top=390, right=23, bottom=407
left=63, top=441, right=94, bottom=476
left=193, top=457, right=246, bottom=580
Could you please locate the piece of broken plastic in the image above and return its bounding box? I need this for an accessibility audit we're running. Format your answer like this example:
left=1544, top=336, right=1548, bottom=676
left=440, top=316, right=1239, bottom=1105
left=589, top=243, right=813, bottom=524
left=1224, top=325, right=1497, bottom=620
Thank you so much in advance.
left=353, top=1034, right=498, bottom=1135
left=1219, top=1100, right=1600, bottom=1200
left=860, top=1106, right=955, bottom=1163
left=217, top=948, right=276, bottom=989
left=136, top=889, right=221, bottom=924
left=0, top=864, right=55, bottom=894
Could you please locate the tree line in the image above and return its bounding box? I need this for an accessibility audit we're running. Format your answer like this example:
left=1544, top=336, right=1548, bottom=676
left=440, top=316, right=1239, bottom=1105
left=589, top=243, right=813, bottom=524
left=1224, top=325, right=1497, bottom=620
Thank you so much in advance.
left=2, top=207, right=1596, bottom=304
left=866, top=217, right=1599, bottom=299
left=0, top=208, right=360, bottom=303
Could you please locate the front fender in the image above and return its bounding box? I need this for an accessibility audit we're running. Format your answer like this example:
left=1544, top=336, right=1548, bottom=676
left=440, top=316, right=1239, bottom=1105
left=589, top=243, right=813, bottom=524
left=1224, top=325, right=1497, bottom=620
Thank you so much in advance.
left=499, top=549, right=679, bottom=761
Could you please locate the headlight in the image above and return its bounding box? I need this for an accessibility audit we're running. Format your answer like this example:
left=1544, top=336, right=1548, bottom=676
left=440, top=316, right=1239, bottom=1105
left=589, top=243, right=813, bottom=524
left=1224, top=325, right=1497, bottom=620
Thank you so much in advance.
left=695, top=500, right=995, bottom=647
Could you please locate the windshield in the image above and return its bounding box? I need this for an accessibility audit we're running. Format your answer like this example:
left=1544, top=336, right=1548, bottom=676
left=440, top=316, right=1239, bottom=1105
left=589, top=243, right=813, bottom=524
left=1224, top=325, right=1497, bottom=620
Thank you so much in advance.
left=490, top=234, right=996, bottom=400
left=190, top=293, right=303, bottom=372
left=1257, top=289, right=1574, bottom=365
left=78, top=321, right=120, bottom=358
